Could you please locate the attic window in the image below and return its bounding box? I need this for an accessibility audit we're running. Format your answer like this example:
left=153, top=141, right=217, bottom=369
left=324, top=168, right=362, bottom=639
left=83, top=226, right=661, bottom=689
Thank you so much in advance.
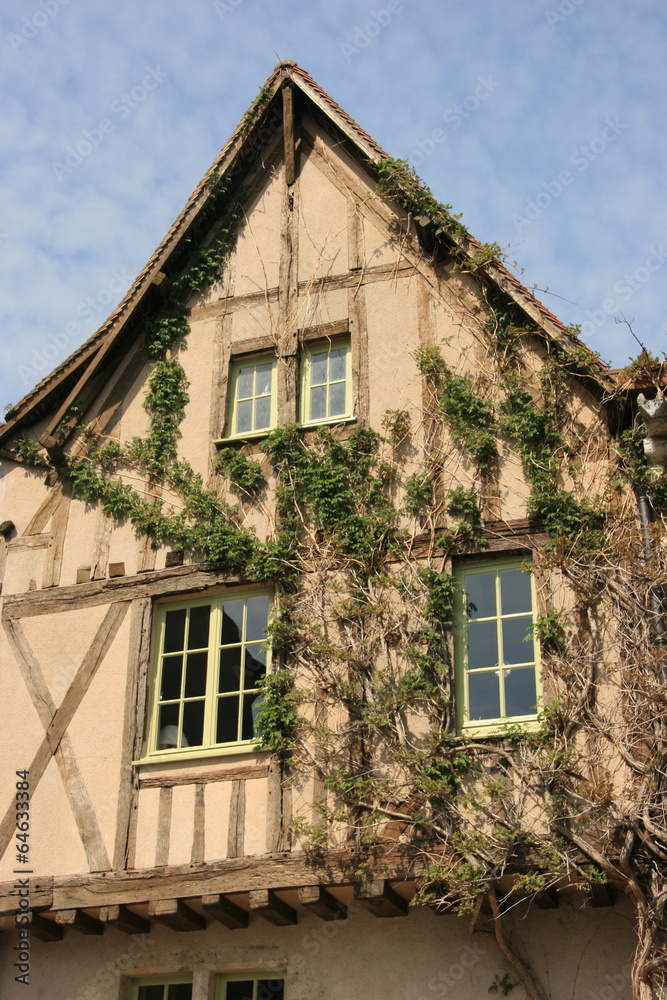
left=225, top=356, right=277, bottom=439
left=300, top=338, right=352, bottom=427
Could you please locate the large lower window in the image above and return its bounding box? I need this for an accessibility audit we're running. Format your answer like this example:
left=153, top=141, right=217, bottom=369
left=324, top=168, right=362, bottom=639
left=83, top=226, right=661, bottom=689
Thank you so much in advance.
left=217, top=976, right=285, bottom=1000
left=147, top=591, right=271, bottom=758
left=130, top=979, right=192, bottom=1000
left=300, top=338, right=351, bottom=426
left=454, top=559, right=540, bottom=732
left=226, top=356, right=277, bottom=438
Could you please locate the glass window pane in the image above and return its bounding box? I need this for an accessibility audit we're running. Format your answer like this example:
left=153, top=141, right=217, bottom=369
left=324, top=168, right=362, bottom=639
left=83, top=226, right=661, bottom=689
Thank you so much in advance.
left=328, top=380, right=346, bottom=416
left=187, top=605, right=210, bottom=649
left=219, top=646, right=242, bottom=693
left=246, top=595, right=269, bottom=640
left=504, top=668, right=538, bottom=717
left=254, top=394, right=271, bottom=430
left=310, top=352, right=328, bottom=385
left=163, top=609, right=186, bottom=653
left=158, top=704, right=180, bottom=747
left=237, top=367, right=254, bottom=399
left=310, top=385, right=326, bottom=420
left=500, top=570, right=532, bottom=615
left=160, top=655, right=183, bottom=701
left=256, top=363, right=272, bottom=395
left=257, top=981, right=284, bottom=1000
left=466, top=620, right=498, bottom=669
left=182, top=700, right=205, bottom=747
left=468, top=671, right=501, bottom=721
left=184, top=651, right=208, bottom=698
left=242, top=692, right=259, bottom=741
left=502, top=617, right=534, bottom=665
left=226, top=982, right=255, bottom=1000
left=329, top=347, right=346, bottom=381
left=465, top=573, right=496, bottom=620
left=236, top=399, right=252, bottom=434
left=244, top=644, right=267, bottom=688
left=169, top=986, right=193, bottom=1000
left=138, top=987, right=166, bottom=1000
left=217, top=696, right=240, bottom=743
left=222, top=600, right=245, bottom=644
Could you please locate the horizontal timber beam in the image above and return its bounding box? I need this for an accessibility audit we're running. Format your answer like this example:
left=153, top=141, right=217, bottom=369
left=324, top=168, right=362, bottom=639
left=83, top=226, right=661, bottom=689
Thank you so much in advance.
left=249, top=889, right=297, bottom=926
left=149, top=898, right=206, bottom=932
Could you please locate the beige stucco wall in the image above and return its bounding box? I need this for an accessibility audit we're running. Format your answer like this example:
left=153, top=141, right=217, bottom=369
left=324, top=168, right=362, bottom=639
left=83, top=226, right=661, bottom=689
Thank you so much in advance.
left=0, top=894, right=635, bottom=1000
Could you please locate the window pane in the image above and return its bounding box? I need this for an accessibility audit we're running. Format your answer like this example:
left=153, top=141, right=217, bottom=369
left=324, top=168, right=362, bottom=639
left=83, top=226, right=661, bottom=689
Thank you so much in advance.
left=168, top=987, right=193, bottom=1000
left=184, top=651, right=207, bottom=697
left=329, top=347, right=346, bottom=381
left=310, top=385, right=326, bottom=420
left=465, top=573, right=496, bottom=620
left=242, top=692, right=258, bottom=741
left=222, top=600, right=245, bottom=644
left=244, top=644, right=267, bottom=688
left=254, top=394, right=271, bottom=430
left=160, top=655, right=183, bottom=701
left=466, top=620, right=498, bottom=669
left=164, top=609, right=186, bottom=653
left=157, top=703, right=180, bottom=747
left=502, top=617, right=533, bottom=665
left=237, top=367, right=254, bottom=399
left=226, top=982, right=255, bottom=1000
left=138, top=987, right=166, bottom=1000
left=219, top=646, right=242, bottom=693
left=311, top=352, right=328, bottom=385
left=217, top=696, right=240, bottom=743
left=182, top=700, right=205, bottom=747
left=328, top=380, right=346, bottom=416
left=236, top=399, right=252, bottom=433
left=188, top=605, right=210, bottom=649
left=468, top=671, right=501, bottom=721
left=504, top=667, right=538, bottom=717
left=246, top=595, right=269, bottom=640
left=500, top=570, right=532, bottom=615
left=256, top=363, right=272, bottom=395
left=258, top=982, right=284, bottom=1000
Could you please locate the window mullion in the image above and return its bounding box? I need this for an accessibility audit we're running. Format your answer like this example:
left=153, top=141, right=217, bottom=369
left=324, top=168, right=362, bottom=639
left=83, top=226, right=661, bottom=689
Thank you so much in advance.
left=496, top=572, right=506, bottom=720
left=204, top=601, right=221, bottom=747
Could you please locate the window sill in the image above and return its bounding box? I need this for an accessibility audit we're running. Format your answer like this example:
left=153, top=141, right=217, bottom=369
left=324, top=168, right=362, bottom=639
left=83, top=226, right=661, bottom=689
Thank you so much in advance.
left=134, top=741, right=263, bottom=767
left=457, top=717, right=541, bottom=739
left=299, top=415, right=356, bottom=431
left=214, top=430, right=274, bottom=446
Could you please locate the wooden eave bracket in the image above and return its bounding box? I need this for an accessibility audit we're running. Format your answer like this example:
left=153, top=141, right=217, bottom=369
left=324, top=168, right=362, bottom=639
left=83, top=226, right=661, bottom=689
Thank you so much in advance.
left=99, top=904, right=150, bottom=934
left=201, top=893, right=248, bottom=930
left=249, top=888, right=297, bottom=926
left=353, top=879, right=408, bottom=917
left=30, top=911, right=63, bottom=942
left=298, top=885, right=347, bottom=921
left=55, top=908, right=104, bottom=935
left=148, top=897, right=206, bottom=932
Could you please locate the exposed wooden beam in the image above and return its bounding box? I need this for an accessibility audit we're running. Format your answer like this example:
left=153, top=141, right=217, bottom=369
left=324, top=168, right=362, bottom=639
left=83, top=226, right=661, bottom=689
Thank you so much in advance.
left=298, top=885, right=347, bottom=921
left=282, top=84, right=296, bottom=186
left=201, top=893, right=248, bottom=930
left=249, top=889, right=297, bottom=926
left=30, top=912, right=63, bottom=942
left=99, top=904, right=150, bottom=934
left=588, top=883, right=614, bottom=908
left=354, top=880, right=408, bottom=918
left=138, top=764, right=269, bottom=788
left=55, top=909, right=104, bottom=935
left=148, top=898, right=206, bottom=932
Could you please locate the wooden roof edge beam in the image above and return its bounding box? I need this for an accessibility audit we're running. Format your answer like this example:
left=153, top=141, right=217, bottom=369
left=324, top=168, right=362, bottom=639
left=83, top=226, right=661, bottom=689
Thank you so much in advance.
left=99, top=904, right=150, bottom=934
left=353, top=879, right=408, bottom=918
left=148, top=898, right=206, bottom=932
left=298, top=885, right=348, bottom=921
left=201, top=893, right=248, bottom=930
left=249, top=889, right=297, bottom=926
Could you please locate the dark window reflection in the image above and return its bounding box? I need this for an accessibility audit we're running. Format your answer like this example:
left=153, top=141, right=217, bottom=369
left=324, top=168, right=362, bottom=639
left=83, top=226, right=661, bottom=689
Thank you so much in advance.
left=257, top=981, right=285, bottom=1000
left=505, top=668, right=537, bottom=716
left=188, top=605, right=210, bottom=649
left=160, top=655, right=183, bottom=701
left=466, top=620, right=498, bottom=669
left=499, top=570, right=531, bottom=615
left=164, top=609, right=186, bottom=653
left=502, top=617, right=533, bottom=665
left=466, top=573, right=496, bottom=620
left=244, top=644, right=267, bottom=688
left=182, top=700, right=205, bottom=747
left=219, top=647, right=242, bottom=692
left=169, top=986, right=193, bottom=1000
left=226, top=982, right=254, bottom=1000
left=184, top=651, right=207, bottom=697
left=222, top=600, right=245, bottom=644
left=468, top=671, right=501, bottom=721
left=217, top=696, right=239, bottom=743
left=137, top=987, right=166, bottom=1000
left=246, top=595, right=270, bottom=641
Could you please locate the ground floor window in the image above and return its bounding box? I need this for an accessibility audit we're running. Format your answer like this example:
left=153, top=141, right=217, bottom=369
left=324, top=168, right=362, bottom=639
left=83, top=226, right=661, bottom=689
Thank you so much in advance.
left=217, top=976, right=285, bottom=1000
left=130, top=978, right=192, bottom=1000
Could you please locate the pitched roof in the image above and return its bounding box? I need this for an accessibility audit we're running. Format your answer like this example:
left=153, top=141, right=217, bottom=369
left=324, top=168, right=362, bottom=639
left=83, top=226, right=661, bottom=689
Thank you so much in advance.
left=0, top=61, right=611, bottom=449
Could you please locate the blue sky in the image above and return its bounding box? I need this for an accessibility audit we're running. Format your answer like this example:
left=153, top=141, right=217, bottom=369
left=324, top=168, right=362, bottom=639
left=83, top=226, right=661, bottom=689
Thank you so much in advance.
left=1, top=0, right=666, bottom=411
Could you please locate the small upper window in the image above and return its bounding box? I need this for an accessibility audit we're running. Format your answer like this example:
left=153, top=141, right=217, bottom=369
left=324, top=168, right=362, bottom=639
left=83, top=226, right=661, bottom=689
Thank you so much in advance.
left=300, top=339, right=351, bottom=426
left=226, top=356, right=277, bottom=438
left=130, top=979, right=192, bottom=1000
left=454, top=559, right=541, bottom=732
left=217, top=976, right=285, bottom=1000
left=145, top=591, right=271, bottom=759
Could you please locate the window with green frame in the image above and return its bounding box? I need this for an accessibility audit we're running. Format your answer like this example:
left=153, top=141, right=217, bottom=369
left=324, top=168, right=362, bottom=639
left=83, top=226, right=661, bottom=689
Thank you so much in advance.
left=216, top=975, right=285, bottom=1000
left=146, top=591, right=271, bottom=758
left=226, top=356, right=277, bottom=438
left=129, top=977, right=192, bottom=1000
left=300, top=338, right=351, bottom=426
left=454, top=559, right=541, bottom=732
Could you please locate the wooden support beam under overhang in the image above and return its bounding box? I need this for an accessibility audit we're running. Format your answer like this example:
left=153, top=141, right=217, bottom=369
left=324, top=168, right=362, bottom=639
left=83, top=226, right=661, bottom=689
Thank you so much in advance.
left=55, top=909, right=104, bottom=935
left=535, top=887, right=559, bottom=909
left=588, top=883, right=615, bottom=908
left=201, top=893, right=248, bottom=930
left=99, top=904, right=150, bottom=934
left=249, top=889, right=297, bottom=926
left=298, top=885, right=347, bottom=921
left=29, top=912, right=63, bottom=942
left=354, top=880, right=408, bottom=918
left=148, top=898, right=206, bottom=932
